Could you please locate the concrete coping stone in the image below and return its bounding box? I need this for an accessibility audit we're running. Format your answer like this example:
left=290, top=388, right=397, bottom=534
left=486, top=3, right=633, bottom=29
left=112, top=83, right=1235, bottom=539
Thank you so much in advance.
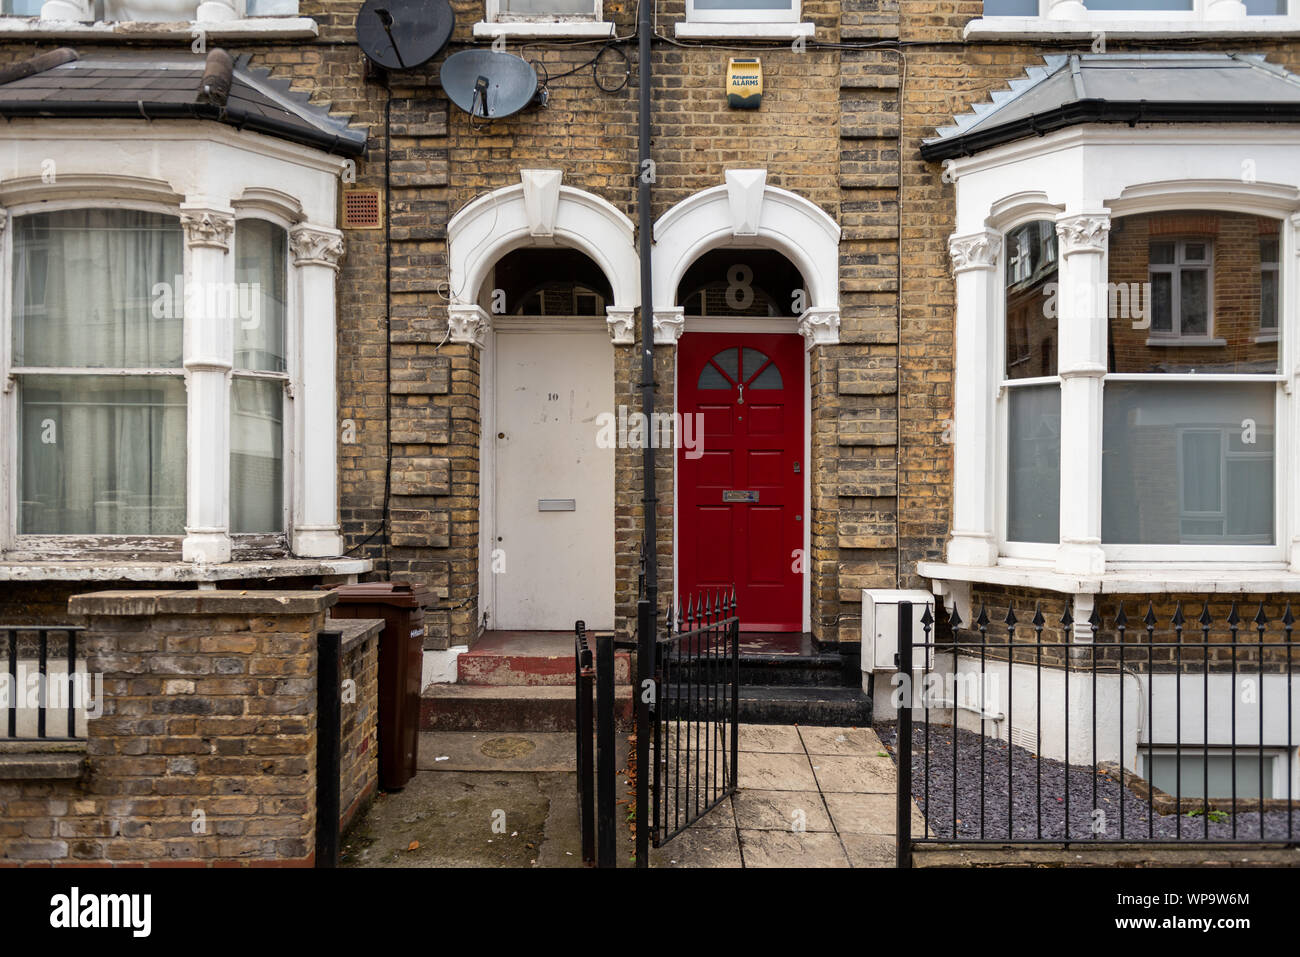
left=68, top=589, right=339, bottom=618
left=0, top=746, right=86, bottom=781
left=328, top=617, right=385, bottom=655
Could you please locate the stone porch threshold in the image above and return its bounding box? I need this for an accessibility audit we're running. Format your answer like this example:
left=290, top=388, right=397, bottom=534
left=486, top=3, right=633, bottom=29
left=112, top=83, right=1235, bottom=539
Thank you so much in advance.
left=0, top=557, right=371, bottom=583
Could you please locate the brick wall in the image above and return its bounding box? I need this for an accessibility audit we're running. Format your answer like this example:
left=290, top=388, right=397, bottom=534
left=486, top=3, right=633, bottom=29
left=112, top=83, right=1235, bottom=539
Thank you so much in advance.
left=0, top=589, right=378, bottom=867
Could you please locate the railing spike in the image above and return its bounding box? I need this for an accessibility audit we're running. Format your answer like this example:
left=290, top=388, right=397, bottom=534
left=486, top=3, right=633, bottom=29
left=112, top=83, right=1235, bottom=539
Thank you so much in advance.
left=975, top=604, right=990, bottom=629
left=1227, top=601, right=1240, bottom=627
left=1283, top=601, right=1295, bottom=628
left=1114, top=602, right=1128, bottom=629
left=948, top=604, right=963, bottom=631
left=1253, top=600, right=1268, bottom=628
left=1059, top=605, right=1074, bottom=629
left=1198, top=602, right=1214, bottom=627
left=1171, top=601, right=1185, bottom=628
left=1143, top=602, right=1157, bottom=629
left=1004, top=605, right=1017, bottom=628
left=1031, top=603, right=1045, bottom=629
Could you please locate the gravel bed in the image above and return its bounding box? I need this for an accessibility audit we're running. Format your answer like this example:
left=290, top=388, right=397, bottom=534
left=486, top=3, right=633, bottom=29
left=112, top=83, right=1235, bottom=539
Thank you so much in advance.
left=878, top=723, right=1298, bottom=842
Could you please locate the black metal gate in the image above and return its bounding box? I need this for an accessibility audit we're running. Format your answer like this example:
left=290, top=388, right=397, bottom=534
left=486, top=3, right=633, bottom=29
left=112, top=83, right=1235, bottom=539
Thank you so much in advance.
left=651, top=590, right=740, bottom=846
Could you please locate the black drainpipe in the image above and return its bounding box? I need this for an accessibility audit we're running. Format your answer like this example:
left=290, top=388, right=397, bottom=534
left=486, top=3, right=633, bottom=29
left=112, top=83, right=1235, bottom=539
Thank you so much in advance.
left=634, top=0, right=655, bottom=870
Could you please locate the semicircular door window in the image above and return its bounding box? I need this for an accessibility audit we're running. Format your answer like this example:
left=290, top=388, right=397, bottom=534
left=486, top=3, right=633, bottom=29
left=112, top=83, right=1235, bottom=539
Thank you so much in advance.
left=697, top=346, right=782, bottom=390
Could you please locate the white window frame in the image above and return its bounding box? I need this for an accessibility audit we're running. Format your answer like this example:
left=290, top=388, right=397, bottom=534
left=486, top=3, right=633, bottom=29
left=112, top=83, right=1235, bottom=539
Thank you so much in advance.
left=1140, top=745, right=1291, bottom=801
left=474, top=0, right=615, bottom=38
left=229, top=212, right=293, bottom=546
left=685, top=0, right=800, bottom=24
left=968, top=0, right=1300, bottom=39
left=1175, top=425, right=1274, bottom=544
left=1147, top=236, right=1217, bottom=343
left=1261, top=234, right=1281, bottom=339
left=1, top=201, right=296, bottom=556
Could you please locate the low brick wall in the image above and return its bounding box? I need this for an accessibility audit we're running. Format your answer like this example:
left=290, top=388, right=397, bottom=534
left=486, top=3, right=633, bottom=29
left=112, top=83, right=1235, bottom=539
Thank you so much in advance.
left=335, top=619, right=380, bottom=834
left=0, top=589, right=380, bottom=868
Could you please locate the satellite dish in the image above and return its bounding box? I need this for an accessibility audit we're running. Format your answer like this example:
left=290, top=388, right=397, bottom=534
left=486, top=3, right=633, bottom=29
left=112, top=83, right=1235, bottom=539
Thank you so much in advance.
left=357, top=0, right=453, bottom=72
left=441, top=50, right=541, bottom=120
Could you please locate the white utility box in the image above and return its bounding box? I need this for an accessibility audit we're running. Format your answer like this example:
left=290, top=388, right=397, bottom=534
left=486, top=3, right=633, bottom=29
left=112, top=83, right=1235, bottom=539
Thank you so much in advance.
left=861, top=589, right=935, bottom=674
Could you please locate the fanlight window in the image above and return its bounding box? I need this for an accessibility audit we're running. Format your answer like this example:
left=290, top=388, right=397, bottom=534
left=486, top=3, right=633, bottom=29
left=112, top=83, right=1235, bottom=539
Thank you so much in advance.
left=697, top=347, right=783, bottom=390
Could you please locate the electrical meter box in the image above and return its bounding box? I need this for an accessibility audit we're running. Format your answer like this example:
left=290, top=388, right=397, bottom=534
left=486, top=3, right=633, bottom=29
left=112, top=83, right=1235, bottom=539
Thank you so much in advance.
left=861, top=589, right=936, bottom=674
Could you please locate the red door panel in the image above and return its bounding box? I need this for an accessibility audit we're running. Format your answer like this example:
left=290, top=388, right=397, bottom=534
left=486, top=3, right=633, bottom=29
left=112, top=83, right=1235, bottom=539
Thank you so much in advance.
left=678, top=332, right=804, bottom=632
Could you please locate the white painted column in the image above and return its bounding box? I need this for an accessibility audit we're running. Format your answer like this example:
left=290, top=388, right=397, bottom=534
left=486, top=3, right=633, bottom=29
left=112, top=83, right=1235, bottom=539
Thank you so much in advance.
left=1288, top=213, right=1300, bottom=573
left=946, top=230, right=1001, bottom=567
left=284, top=223, right=345, bottom=556
left=1054, top=212, right=1110, bottom=577
left=180, top=204, right=236, bottom=564
left=290, top=224, right=345, bottom=558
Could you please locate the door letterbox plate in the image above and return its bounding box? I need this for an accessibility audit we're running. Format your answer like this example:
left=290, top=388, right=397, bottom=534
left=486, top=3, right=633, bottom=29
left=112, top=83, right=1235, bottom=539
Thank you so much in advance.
left=538, top=499, right=576, bottom=511
left=722, top=490, right=758, bottom=503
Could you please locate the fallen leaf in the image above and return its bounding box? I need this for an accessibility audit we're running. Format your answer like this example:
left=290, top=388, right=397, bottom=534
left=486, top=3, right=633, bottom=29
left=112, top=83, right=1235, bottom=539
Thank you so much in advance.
left=406, top=840, right=420, bottom=851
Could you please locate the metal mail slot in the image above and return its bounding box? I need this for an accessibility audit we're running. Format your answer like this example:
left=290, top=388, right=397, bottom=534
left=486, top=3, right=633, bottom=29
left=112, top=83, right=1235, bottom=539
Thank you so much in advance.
left=538, top=499, right=576, bottom=511
left=722, top=490, right=759, bottom=503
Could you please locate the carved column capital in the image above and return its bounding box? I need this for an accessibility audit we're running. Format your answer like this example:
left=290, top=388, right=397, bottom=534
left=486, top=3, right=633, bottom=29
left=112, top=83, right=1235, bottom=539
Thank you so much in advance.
left=448, top=303, right=491, bottom=349
left=948, top=230, right=1002, bottom=274
left=606, top=306, right=634, bottom=346
left=289, top=223, right=345, bottom=270
left=1055, top=213, right=1111, bottom=256
left=180, top=204, right=236, bottom=251
left=797, top=306, right=840, bottom=349
left=653, top=308, right=685, bottom=346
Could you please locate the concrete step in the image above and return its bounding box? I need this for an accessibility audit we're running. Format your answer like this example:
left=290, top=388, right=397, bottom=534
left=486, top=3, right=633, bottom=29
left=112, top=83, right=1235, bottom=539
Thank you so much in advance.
left=420, top=683, right=634, bottom=733
left=669, top=653, right=854, bottom=687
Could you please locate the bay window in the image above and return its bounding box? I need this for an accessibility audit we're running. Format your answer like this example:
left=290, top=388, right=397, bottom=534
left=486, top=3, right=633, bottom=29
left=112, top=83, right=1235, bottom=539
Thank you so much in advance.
left=6, top=206, right=304, bottom=556
left=997, top=208, right=1287, bottom=562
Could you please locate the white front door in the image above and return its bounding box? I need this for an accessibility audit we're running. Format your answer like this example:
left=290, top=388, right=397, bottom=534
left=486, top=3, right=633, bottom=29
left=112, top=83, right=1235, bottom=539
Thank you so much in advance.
left=492, top=328, right=615, bottom=630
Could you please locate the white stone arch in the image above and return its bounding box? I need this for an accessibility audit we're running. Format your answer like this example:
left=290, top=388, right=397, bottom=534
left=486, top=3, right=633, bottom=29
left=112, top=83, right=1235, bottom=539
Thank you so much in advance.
left=446, top=170, right=640, bottom=345
left=652, top=170, right=841, bottom=348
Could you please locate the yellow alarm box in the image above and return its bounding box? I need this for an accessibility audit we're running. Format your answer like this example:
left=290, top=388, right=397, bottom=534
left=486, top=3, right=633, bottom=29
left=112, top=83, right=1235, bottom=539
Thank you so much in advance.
left=726, top=58, right=762, bottom=110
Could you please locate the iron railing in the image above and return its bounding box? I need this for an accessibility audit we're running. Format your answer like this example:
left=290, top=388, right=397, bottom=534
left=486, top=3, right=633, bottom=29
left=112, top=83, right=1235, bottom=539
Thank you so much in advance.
left=1, top=625, right=87, bottom=741
left=895, top=599, right=1299, bottom=865
left=651, top=589, right=740, bottom=847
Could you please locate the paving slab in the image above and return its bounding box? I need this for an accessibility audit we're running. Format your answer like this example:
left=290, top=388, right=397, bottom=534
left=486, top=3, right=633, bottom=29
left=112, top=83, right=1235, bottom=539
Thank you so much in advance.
left=841, top=833, right=896, bottom=868
left=649, top=825, right=743, bottom=867
left=798, top=725, right=885, bottom=756
left=811, top=754, right=897, bottom=793
left=738, top=724, right=804, bottom=754
left=823, top=792, right=922, bottom=835
left=732, top=789, right=833, bottom=832
left=418, top=731, right=627, bottom=772
left=738, top=829, right=850, bottom=868
left=737, top=751, right=819, bottom=791
left=657, top=791, right=736, bottom=829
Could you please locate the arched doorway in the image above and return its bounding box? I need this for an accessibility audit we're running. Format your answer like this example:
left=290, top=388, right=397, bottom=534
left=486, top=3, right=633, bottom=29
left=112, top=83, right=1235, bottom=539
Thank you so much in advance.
left=482, top=248, right=617, bottom=631
left=675, top=249, right=808, bottom=632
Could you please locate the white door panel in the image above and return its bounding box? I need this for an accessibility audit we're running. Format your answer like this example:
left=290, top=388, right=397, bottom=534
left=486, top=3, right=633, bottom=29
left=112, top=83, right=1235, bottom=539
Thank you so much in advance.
left=493, top=330, right=614, bottom=630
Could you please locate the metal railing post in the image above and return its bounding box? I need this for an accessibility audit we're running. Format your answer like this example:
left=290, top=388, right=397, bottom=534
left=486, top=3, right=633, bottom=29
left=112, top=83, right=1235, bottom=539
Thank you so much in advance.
left=896, top=601, right=913, bottom=869
left=635, top=597, right=652, bottom=868
left=316, top=629, right=343, bottom=869
left=596, top=631, right=616, bottom=868
left=575, top=622, right=596, bottom=865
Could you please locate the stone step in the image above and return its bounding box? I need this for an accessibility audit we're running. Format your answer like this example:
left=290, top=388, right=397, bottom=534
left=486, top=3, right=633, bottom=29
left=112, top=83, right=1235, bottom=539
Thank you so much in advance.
left=420, top=683, right=634, bottom=733
left=456, top=630, right=630, bottom=686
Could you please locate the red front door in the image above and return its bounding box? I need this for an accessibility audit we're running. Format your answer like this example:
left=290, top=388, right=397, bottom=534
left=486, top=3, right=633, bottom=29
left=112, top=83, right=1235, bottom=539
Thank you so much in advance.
left=678, top=332, right=804, bottom=632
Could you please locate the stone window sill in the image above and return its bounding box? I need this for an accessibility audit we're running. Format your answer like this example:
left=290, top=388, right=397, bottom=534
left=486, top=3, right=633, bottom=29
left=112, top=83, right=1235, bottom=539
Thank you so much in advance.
left=918, top=559, right=1300, bottom=596
left=0, top=741, right=86, bottom=781
left=0, top=15, right=318, bottom=40
left=472, top=19, right=615, bottom=39
left=674, top=20, right=814, bottom=39
left=965, top=16, right=1300, bottom=40
left=0, top=557, right=371, bottom=583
